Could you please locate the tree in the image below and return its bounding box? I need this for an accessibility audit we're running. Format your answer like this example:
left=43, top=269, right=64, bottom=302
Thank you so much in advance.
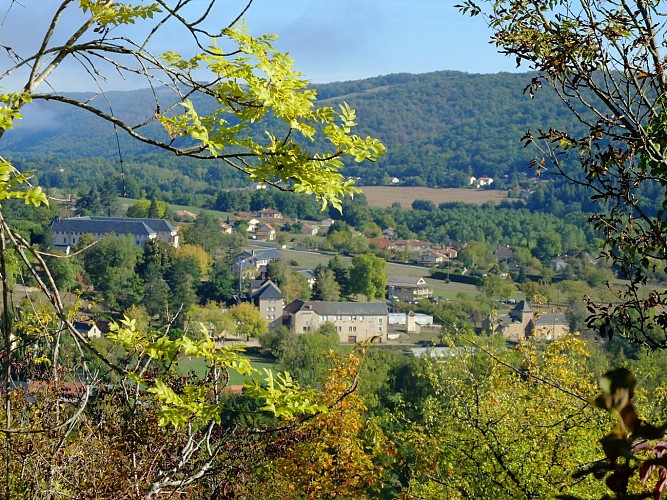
left=198, top=260, right=235, bottom=304
left=127, top=198, right=169, bottom=219
left=458, top=0, right=667, bottom=348
left=267, top=259, right=310, bottom=303
left=349, top=254, right=387, bottom=301
left=401, top=336, right=609, bottom=498
left=267, top=324, right=340, bottom=388
left=312, top=267, right=341, bottom=301
left=246, top=348, right=388, bottom=498
left=75, top=187, right=103, bottom=216
left=81, top=235, right=144, bottom=309
left=3, top=2, right=383, bottom=209
left=141, top=262, right=170, bottom=318
left=532, top=232, right=562, bottom=262
left=328, top=255, right=351, bottom=297
left=226, top=302, right=267, bottom=340
left=481, top=274, right=516, bottom=302
left=182, top=212, right=224, bottom=254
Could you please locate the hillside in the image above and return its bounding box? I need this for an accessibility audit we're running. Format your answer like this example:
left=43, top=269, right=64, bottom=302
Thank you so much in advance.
left=2, top=71, right=582, bottom=198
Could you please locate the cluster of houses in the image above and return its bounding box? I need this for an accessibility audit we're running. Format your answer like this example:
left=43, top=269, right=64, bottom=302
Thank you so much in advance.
left=369, top=232, right=458, bottom=267
left=229, top=208, right=332, bottom=241
left=235, top=249, right=568, bottom=344
left=51, top=216, right=569, bottom=346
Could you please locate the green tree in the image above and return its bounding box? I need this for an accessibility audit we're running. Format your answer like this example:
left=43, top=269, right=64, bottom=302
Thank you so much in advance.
left=312, top=267, right=341, bottom=301
left=532, top=232, right=562, bottom=261
left=141, top=262, right=170, bottom=318
left=198, top=260, right=235, bottom=304
left=481, top=274, right=516, bottom=302
left=226, top=302, right=267, bottom=340
left=75, top=187, right=103, bottom=216
left=182, top=212, right=223, bottom=254
left=267, top=323, right=340, bottom=388
left=127, top=198, right=169, bottom=219
left=349, top=253, right=387, bottom=301
left=458, top=241, right=495, bottom=270
left=328, top=255, right=351, bottom=297
left=81, top=235, right=143, bottom=309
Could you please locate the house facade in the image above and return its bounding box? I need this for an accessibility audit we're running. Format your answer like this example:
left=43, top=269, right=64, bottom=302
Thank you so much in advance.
left=51, top=216, right=179, bottom=250
left=249, top=279, right=283, bottom=329
left=300, top=223, right=319, bottom=236
left=256, top=208, right=283, bottom=219
left=283, top=300, right=389, bottom=343
left=256, top=223, right=276, bottom=241
left=386, top=275, right=433, bottom=302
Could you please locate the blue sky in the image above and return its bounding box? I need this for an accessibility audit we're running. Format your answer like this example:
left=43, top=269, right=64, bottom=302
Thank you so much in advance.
left=239, top=0, right=518, bottom=83
left=0, top=1, right=517, bottom=91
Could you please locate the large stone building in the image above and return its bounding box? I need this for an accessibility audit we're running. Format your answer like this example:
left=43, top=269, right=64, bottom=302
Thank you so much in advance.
left=283, top=300, right=389, bottom=343
left=482, top=300, right=569, bottom=342
left=50, top=216, right=178, bottom=250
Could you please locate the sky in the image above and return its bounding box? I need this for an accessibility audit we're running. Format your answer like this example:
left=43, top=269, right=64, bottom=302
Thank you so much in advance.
left=240, top=0, right=517, bottom=83
left=0, top=0, right=518, bottom=92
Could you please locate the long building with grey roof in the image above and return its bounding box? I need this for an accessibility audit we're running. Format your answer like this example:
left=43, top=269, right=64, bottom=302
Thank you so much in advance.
left=51, top=216, right=179, bottom=250
left=284, top=300, right=389, bottom=343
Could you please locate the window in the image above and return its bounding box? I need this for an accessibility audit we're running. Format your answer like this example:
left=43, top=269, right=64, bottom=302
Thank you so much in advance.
left=379, top=318, right=383, bottom=324
left=378, top=327, right=383, bottom=332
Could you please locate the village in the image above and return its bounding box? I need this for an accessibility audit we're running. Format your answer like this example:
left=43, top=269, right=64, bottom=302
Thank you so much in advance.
left=48, top=199, right=572, bottom=349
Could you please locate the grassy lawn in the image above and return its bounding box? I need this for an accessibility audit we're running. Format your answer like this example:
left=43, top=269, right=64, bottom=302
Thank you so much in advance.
left=177, top=349, right=279, bottom=386
left=278, top=248, right=340, bottom=269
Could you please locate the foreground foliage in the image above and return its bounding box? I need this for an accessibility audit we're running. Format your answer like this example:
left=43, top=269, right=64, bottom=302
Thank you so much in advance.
left=399, top=337, right=611, bottom=498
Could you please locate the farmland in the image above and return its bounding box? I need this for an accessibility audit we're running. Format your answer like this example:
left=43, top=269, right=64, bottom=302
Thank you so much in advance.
left=360, top=186, right=509, bottom=208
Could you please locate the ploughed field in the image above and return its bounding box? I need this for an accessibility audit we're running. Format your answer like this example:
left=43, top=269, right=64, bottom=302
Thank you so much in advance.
left=360, top=186, right=508, bottom=208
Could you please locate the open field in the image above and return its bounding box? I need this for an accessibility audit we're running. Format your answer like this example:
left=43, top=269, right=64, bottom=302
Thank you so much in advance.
left=360, top=186, right=508, bottom=208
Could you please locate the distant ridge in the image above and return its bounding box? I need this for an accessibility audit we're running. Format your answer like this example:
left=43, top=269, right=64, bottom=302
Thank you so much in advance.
left=2, top=71, right=583, bottom=191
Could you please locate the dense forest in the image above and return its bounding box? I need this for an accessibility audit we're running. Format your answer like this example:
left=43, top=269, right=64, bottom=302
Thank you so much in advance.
left=3, top=71, right=586, bottom=194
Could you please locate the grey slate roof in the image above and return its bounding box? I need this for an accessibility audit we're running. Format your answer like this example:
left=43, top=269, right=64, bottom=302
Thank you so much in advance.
left=285, top=300, right=388, bottom=316
left=51, top=217, right=176, bottom=236
left=513, top=300, right=532, bottom=313
left=534, top=313, right=566, bottom=326
left=236, top=249, right=282, bottom=262
left=296, top=269, right=316, bottom=280
left=106, top=217, right=176, bottom=232
left=250, top=280, right=282, bottom=300
left=52, top=217, right=155, bottom=236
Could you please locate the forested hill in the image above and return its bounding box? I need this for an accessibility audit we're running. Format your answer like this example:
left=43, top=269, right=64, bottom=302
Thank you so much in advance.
left=2, top=71, right=582, bottom=194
